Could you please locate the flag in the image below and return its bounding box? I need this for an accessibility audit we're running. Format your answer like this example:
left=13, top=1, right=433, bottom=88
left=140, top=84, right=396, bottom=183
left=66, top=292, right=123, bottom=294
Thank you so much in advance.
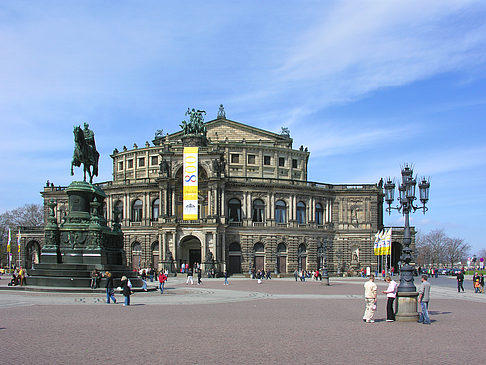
left=17, top=228, right=21, bottom=253
left=7, top=228, right=11, bottom=253
left=374, top=230, right=383, bottom=255
left=379, top=230, right=386, bottom=255
left=383, top=228, right=392, bottom=255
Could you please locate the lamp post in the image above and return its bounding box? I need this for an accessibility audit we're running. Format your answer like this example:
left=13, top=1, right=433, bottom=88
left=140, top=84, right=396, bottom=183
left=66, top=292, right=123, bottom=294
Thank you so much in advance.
left=383, top=164, right=430, bottom=321
left=318, top=238, right=330, bottom=285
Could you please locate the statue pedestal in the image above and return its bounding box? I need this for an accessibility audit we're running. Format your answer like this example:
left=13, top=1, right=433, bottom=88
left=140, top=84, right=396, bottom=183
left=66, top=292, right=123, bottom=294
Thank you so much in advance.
left=395, top=291, right=419, bottom=322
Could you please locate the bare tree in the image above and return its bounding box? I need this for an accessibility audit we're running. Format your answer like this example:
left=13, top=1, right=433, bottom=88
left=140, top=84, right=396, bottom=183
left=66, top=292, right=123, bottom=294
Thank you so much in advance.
left=443, top=237, right=470, bottom=267
left=422, top=229, right=448, bottom=266
left=0, top=204, right=44, bottom=244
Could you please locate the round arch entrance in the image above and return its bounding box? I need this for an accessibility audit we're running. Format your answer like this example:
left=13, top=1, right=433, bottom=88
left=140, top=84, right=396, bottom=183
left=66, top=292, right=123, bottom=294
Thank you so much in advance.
left=25, top=240, right=41, bottom=269
left=180, top=235, right=202, bottom=270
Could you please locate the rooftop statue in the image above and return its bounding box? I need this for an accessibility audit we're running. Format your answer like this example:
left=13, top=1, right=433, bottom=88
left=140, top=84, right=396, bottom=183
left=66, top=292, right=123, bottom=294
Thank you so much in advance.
left=180, top=108, right=207, bottom=136
left=280, top=127, right=291, bottom=137
left=71, top=123, right=99, bottom=184
left=217, top=104, right=226, bottom=119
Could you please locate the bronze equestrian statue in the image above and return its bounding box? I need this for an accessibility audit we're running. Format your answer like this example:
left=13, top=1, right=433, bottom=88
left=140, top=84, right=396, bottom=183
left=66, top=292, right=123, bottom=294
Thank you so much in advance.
left=71, top=123, right=99, bottom=184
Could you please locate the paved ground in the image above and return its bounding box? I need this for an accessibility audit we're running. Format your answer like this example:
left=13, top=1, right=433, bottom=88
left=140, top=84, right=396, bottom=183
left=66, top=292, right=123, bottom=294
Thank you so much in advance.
left=1, top=274, right=485, bottom=364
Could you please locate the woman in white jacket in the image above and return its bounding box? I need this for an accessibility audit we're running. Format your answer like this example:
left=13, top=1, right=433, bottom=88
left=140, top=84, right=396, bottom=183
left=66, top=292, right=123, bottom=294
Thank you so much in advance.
left=382, top=276, right=398, bottom=322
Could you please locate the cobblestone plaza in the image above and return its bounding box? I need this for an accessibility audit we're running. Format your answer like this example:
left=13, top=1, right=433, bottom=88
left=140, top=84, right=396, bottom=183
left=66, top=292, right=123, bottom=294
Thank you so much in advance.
left=1, top=276, right=485, bottom=364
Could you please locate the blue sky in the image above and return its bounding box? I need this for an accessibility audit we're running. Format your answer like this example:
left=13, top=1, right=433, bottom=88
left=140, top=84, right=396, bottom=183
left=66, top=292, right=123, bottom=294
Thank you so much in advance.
left=1, top=1, right=485, bottom=254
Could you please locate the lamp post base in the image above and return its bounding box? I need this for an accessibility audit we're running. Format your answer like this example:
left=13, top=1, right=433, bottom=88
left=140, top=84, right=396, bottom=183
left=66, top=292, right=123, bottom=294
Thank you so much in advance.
left=395, top=291, right=419, bottom=322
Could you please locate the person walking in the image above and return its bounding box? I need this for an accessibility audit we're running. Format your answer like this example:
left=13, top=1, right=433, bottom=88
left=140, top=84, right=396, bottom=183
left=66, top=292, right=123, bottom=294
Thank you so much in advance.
left=457, top=270, right=465, bottom=292
left=480, top=274, right=484, bottom=294
left=90, top=269, right=98, bottom=289
left=382, top=275, right=397, bottom=322
left=224, top=270, right=229, bottom=285
left=121, top=275, right=131, bottom=306
left=197, top=268, right=202, bottom=285
left=186, top=268, right=194, bottom=285
left=104, top=272, right=116, bottom=304
left=293, top=269, right=298, bottom=281
left=418, top=275, right=431, bottom=324
left=363, top=274, right=377, bottom=323
left=158, top=271, right=167, bottom=294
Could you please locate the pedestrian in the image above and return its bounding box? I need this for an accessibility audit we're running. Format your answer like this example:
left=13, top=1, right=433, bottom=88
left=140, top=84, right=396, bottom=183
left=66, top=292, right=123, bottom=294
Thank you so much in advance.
left=197, top=268, right=202, bottom=285
left=186, top=268, right=194, bottom=285
left=104, top=271, right=116, bottom=304
left=18, top=267, right=25, bottom=286
left=293, top=269, right=298, bottom=281
left=224, top=270, right=229, bottom=285
left=418, top=275, right=431, bottom=324
left=141, top=270, right=148, bottom=291
left=121, top=275, right=131, bottom=306
left=457, top=270, right=465, bottom=292
left=158, top=271, right=167, bottom=294
left=480, top=274, right=484, bottom=294
left=363, top=274, right=377, bottom=323
left=382, top=275, right=397, bottom=322
left=90, top=269, right=98, bottom=289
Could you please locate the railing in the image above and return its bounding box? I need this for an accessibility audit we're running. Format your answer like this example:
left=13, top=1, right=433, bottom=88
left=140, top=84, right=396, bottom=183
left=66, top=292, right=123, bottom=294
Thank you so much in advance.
left=226, top=176, right=378, bottom=190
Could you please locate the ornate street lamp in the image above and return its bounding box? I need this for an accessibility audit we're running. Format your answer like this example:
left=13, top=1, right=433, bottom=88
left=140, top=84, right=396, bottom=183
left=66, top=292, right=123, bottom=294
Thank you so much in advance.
left=384, top=164, right=430, bottom=321
left=318, top=238, right=330, bottom=285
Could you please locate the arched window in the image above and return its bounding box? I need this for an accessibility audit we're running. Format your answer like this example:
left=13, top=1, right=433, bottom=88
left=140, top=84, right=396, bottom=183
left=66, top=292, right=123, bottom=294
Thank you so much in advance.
left=254, top=242, right=264, bottom=253
left=298, top=243, right=307, bottom=255
left=252, top=199, right=265, bottom=222
left=114, top=200, right=123, bottom=220
left=298, top=243, right=307, bottom=271
left=132, top=242, right=142, bottom=269
left=229, top=242, right=241, bottom=252
left=132, top=199, right=143, bottom=222
left=297, top=201, right=306, bottom=224
left=228, top=198, right=242, bottom=222
left=315, top=203, right=323, bottom=225
left=152, top=199, right=160, bottom=220
left=275, top=200, right=287, bottom=224
left=277, top=243, right=287, bottom=253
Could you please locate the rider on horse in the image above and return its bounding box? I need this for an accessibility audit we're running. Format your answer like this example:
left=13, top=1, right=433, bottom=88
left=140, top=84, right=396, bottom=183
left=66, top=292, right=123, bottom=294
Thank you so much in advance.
left=71, top=123, right=99, bottom=184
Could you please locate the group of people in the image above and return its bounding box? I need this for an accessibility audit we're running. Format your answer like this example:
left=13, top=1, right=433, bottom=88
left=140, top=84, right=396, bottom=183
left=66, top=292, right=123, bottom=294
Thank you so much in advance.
left=363, top=274, right=431, bottom=324
left=472, top=272, right=484, bottom=293
left=7, top=266, right=26, bottom=286
left=253, top=269, right=271, bottom=280
left=292, top=269, right=324, bottom=282
left=456, top=270, right=484, bottom=293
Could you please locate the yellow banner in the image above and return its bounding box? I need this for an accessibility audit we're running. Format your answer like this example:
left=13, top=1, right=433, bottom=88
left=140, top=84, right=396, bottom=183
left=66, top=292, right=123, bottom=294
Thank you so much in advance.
left=183, top=147, right=198, bottom=220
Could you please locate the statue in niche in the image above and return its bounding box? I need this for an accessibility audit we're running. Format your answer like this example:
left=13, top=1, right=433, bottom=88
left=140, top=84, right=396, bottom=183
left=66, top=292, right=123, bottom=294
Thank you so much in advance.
left=212, top=155, right=226, bottom=177
left=160, top=159, right=171, bottom=177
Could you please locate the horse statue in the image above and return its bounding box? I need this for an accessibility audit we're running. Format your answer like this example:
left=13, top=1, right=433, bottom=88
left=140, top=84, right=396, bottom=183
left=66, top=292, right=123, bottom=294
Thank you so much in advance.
left=71, top=124, right=99, bottom=184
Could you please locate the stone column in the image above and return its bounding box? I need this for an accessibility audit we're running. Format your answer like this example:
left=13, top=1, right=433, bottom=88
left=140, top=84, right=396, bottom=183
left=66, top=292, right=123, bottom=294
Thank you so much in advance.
left=171, top=189, right=175, bottom=217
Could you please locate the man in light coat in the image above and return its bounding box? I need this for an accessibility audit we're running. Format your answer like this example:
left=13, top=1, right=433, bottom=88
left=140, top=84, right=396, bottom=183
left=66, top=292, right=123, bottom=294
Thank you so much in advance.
left=363, top=274, right=377, bottom=323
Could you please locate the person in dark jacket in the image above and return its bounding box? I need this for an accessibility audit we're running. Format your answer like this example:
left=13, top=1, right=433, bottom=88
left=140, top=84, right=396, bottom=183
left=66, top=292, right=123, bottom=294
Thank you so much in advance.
left=104, top=271, right=116, bottom=304
left=457, top=271, right=465, bottom=293
left=121, top=276, right=131, bottom=306
left=197, top=269, right=202, bottom=285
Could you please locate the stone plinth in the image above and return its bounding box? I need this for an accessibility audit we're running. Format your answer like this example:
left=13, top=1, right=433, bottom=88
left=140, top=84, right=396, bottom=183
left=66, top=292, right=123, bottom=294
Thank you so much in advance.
left=395, top=291, right=419, bottom=322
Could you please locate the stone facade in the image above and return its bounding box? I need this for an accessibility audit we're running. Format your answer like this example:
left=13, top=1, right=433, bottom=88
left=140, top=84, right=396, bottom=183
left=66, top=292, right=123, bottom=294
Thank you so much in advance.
left=20, top=113, right=413, bottom=275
